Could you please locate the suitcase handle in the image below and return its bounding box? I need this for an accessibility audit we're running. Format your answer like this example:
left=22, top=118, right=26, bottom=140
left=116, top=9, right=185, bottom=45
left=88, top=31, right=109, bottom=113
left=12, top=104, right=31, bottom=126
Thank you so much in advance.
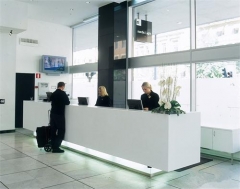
left=48, top=110, right=51, bottom=126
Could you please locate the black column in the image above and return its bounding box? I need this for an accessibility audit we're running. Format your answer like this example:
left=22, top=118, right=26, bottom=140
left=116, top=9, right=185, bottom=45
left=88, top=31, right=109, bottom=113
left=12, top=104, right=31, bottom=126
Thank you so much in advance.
left=98, top=3, right=116, bottom=99
left=98, top=2, right=128, bottom=108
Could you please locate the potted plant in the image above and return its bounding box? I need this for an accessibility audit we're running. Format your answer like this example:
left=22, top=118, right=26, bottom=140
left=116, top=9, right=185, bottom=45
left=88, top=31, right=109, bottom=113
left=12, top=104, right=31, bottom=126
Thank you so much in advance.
left=152, top=76, right=185, bottom=116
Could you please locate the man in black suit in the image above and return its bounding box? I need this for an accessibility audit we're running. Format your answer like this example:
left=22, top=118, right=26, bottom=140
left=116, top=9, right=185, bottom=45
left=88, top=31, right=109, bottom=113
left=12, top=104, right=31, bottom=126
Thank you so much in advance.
left=50, top=82, right=70, bottom=153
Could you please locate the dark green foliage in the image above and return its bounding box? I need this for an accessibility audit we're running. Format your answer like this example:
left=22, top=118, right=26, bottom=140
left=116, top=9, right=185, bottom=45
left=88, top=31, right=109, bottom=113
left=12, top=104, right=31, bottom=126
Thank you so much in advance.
left=151, top=100, right=186, bottom=116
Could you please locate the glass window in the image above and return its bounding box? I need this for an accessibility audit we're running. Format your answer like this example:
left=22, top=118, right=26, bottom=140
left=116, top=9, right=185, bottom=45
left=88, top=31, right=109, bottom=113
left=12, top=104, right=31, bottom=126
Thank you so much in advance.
left=122, top=40, right=126, bottom=48
left=73, top=21, right=98, bottom=65
left=121, top=54, right=126, bottom=59
left=129, top=64, right=190, bottom=112
left=114, top=40, right=126, bottom=60
left=115, top=41, right=119, bottom=49
left=131, top=0, right=190, bottom=57
left=196, top=61, right=240, bottom=128
left=72, top=72, right=98, bottom=106
left=156, top=28, right=190, bottom=54
left=133, top=36, right=155, bottom=57
left=196, top=0, right=240, bottom=48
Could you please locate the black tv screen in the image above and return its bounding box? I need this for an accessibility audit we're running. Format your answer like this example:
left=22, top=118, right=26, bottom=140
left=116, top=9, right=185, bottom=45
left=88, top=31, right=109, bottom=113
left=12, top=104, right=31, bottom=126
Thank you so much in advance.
left=42, top=55, right=66, bottom=73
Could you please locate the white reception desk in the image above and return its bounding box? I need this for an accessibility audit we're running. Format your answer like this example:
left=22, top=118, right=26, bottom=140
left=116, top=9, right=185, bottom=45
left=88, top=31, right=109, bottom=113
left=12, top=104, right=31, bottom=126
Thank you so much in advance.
left=23, top=101, right=200, bottom=173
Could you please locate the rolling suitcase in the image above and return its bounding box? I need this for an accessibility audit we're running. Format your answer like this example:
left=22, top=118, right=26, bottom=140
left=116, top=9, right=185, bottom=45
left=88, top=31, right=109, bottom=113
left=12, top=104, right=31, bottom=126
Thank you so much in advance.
left=36, top=110, right=52, bottom=152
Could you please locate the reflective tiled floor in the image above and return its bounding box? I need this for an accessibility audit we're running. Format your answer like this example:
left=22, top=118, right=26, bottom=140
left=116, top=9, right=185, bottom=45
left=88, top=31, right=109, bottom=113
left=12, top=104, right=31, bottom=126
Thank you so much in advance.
left=0, top=129, right=239, bottom=189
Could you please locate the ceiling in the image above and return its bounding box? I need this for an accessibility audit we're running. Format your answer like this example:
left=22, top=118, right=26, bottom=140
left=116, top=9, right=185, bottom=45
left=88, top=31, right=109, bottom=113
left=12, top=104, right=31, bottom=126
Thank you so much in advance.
left=10, top=0, right=239, bottom=50
left=15, top=0, right=124, bottom=27
left=12, top=0, right=240, bottom=31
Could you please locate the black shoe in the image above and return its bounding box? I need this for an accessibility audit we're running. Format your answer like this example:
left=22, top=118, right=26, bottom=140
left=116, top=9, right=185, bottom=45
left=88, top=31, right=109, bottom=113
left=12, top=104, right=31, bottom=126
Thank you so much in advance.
left=52, top=148, right=64, bottom=153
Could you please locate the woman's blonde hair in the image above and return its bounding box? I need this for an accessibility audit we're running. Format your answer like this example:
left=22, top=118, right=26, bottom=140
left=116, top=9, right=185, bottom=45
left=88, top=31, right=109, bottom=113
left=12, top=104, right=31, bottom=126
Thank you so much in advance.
left=141, top=82, right=152, bottom=90
left=98, top=86, right=108, bottom=96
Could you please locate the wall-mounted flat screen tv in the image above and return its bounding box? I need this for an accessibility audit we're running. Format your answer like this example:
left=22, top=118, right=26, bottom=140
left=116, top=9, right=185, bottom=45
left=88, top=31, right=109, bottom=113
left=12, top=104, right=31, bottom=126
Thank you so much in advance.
left=41, top=55, right=67, bottom=74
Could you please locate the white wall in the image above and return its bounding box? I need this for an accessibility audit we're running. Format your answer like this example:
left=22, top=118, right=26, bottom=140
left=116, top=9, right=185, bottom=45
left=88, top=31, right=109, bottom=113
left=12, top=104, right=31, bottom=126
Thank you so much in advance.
left=0, top=33, right=16, bottom=131
left=0, top=18, right=72, bottom=131
left=0, top=1, right=28, bottom=33
left=16, top=19, right=73, bottom=100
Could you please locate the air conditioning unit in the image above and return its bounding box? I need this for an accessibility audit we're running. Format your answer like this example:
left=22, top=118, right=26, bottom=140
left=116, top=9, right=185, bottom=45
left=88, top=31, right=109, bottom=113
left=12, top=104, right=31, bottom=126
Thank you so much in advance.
left=19, top=38, right=39, bottom=47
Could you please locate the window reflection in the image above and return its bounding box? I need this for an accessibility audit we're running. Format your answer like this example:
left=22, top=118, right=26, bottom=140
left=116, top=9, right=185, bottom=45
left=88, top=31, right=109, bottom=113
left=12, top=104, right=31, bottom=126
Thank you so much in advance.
left=196, top=0, right=240, bottom=48
left=114, top=40, right=126, bottom=60
left=72, top=73, right=98, bottom=106
left=131, top=0, right=190, bottom=57
left=130, top=64, right=190, bottom=112
left=197, top=18, right=240, bottom=48
left=133, top=37, right=155, bottom=57
left=196, top=61, right=240, bottom=128
left=73, top=48, right=98, bottom=65
left=73, top=21, right=98, bottom=65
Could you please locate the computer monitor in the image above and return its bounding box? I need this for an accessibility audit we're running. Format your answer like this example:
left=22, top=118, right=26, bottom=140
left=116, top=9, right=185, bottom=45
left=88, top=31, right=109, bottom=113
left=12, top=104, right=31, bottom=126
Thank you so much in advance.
left=46, top=92, right=52, bottom=102
left=78, top=97, right=88, bottom=105
left=127, top=99, right=143, bottom=110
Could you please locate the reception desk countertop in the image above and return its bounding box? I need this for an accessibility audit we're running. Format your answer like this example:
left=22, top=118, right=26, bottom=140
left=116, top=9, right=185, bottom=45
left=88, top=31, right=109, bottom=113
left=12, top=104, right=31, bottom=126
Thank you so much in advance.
left=23, top=101, right=201, bottom=172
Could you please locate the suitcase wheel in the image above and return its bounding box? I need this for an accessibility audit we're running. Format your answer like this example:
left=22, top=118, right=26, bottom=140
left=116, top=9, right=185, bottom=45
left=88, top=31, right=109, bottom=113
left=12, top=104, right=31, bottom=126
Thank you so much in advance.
left=44, top=144, right=52, bottom=152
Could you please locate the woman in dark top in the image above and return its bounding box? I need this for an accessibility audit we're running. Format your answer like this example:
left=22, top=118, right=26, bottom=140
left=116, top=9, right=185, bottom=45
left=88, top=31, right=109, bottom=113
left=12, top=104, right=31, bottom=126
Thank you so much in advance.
left=95, top=86, right=112, bottom=107
left=141, top=82, right=159, bottom=111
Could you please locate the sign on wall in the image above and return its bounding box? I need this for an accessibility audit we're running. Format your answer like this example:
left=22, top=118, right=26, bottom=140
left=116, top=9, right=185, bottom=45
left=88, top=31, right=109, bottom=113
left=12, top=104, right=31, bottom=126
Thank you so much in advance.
left=135, top=19, right=152, bottom=43
left=38, top=82, right=49, bottom=100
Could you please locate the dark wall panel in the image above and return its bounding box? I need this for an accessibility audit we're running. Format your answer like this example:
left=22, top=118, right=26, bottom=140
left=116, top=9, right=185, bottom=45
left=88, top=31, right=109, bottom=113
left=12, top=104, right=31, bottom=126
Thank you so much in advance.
left=98, top=33, right=114, bottom=70
left=98, top=3, right=116, bottom=37
left=98, top=2, right=127, bottom=108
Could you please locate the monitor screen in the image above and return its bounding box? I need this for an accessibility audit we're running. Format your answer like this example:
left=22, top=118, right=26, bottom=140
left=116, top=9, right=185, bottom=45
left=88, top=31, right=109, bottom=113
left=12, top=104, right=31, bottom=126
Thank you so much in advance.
left=127, top=99, right=143, bottom=110
left=46, top=92, right=52, bottom=102
left=42, top=55, right=66, bottom=73
left=78, top=97, right=88, bottom=105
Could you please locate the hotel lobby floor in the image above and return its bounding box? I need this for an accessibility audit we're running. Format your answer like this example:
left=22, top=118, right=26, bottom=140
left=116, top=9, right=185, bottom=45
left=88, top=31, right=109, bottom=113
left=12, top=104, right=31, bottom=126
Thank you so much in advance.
left=0, top=129, right=239, bottom=189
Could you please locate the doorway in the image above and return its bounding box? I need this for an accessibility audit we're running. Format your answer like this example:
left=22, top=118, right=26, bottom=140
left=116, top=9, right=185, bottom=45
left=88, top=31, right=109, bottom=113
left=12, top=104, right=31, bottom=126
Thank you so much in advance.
left=15, top=73, right=35, bottom=128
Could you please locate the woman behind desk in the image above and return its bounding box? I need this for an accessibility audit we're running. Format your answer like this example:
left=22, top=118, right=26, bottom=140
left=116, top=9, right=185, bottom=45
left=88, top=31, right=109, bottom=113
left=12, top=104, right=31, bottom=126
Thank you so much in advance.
left=141, top=82, right=159, bottom=111
left=95, top=86, right=112, bottom=107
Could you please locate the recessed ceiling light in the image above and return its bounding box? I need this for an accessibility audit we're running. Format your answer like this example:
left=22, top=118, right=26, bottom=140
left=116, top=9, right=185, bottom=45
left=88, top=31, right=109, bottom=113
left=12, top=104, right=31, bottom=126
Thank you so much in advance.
left=70, top=8, right=74, bottom=11
left=86, top=1, right=90, bottom=3
left=177, top=22, right=182, bottom=25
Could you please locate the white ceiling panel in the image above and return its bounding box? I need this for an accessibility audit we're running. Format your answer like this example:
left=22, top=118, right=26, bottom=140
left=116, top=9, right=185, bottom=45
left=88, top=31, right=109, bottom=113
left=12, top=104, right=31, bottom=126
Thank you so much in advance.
left=14, top=0, right=124, bottom=26
left=6, top=0, right=240, bottom=36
